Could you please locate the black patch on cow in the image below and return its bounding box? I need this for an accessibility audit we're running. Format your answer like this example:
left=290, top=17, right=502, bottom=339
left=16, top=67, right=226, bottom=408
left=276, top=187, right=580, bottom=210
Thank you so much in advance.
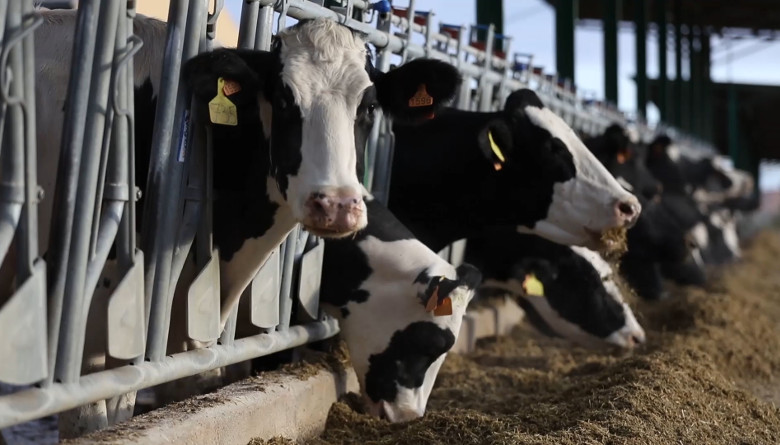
left=320, top=234, right=372, bottom=310
left=504, top=88, right=545, bottom=111
left=320, top=199, right=418, bottom=310
left=456, top=263, right=482, bottom=290
left=465, top=230, right=626, bottom=338
left=514, top=297, right=563, bottom=338
left=389, top=102, right=576, bottom=252
left=268, top=82, right=302, bottom=199
left=364, top=321, right=455, bottom=403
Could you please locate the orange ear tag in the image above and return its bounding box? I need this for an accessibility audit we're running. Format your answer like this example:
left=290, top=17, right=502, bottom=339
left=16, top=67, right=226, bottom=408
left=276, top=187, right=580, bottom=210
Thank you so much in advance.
left=222, top=79, right=242, bottom=96
left=493, top=162, right=503, bottom=171
left=425, top=287, right=439, bottom=312
left=408, top=84, right=434, bottom=108
left=616, top=152, right=627, bottom=164
left=433, top=297, right=453, bottom=316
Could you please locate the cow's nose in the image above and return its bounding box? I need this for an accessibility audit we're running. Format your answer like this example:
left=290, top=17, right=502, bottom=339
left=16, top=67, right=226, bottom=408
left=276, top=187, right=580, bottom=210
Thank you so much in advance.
left=305, top=189, right=364, bottom=235
left=615, top=197, right=641, bottom=227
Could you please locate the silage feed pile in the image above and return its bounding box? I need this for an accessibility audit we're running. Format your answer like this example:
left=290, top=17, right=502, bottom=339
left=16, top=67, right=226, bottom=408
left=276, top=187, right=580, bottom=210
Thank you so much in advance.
left=256, top=231, right=780, bottom=445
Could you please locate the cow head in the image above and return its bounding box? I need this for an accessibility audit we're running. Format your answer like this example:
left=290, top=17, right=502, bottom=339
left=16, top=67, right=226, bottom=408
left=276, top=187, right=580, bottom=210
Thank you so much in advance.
left=645, top=135, right=689, bottom=194
left=361, top=263, right=481, bottom=422
left=480, top=89, right=641, bottom=251
left=586, top=124, right=663, bottom=203
left=184, top=18, right=459, bottom=238
left=489, top=243, right=645, bottom=349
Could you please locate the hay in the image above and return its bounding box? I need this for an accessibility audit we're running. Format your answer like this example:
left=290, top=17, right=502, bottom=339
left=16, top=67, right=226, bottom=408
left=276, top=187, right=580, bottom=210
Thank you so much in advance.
left=599, top=227, right=628, bottom=261
left=305, top=230, right=780, bottom=445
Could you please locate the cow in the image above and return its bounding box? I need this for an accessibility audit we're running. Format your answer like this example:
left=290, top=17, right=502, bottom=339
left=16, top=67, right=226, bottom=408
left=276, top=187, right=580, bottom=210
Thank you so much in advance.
left=320, top=196, right=481, bottom=422
left=585, top=123, right=662, bottom=203
left=182, top=19, right=462, bottom=326
left=388, top=89, right=642, bottom=254
left=29, top=12, right=462, bottom=330
left=465, top=230, right=645, bottom=349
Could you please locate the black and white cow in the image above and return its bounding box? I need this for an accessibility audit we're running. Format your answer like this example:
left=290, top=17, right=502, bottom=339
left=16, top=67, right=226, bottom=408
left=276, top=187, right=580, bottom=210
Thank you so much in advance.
left=585, top=123, right=662, bottom=203
left=465, top=230, right=645, bottom=349
left=388, top=89, right=642, bottom=254
left=183, top=19, right=461, bottom=325
left=645, top=136, right=745, bottom=267
left=320, top=196, right=481, bottom=422
left=31, top=13, right=461, bottom=328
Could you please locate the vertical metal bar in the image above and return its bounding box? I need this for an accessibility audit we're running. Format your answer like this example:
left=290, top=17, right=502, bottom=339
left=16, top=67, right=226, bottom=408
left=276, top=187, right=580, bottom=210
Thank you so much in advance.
left=478, top=24, right=494, bottom=112
left=277, top=226, right=298, bottom=331
left=45, top=0, right=100, bottom=387
left=689, top=27, right=700, bottom=138
left=635, top=0, right=647, bottom=118
left=142, top=0, right=207, bottom=363
left=254, top=6, right=274, bottom=51
left=700, top=30, right=711, bottom=142
left=555, top=0, right=575, bottom=84
left=400, top=0, right=415, bottom=63
left=238, top=0, right=260, bottom=49
left=17, top=0, right=40, bottom=282
left=55, top=0, right=122, bottom=385
left=673, top=0, right=682, bottom=127
left=0, top=0, right=27, bottom=266
left=656, top=0, right=667, bottom=121
left=603, top=0, right=619, bottom=106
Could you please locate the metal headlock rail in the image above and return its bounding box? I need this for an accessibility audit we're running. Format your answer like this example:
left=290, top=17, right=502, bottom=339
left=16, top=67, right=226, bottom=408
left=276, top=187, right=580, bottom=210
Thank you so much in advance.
left=0, top=0, right=714, bottom=439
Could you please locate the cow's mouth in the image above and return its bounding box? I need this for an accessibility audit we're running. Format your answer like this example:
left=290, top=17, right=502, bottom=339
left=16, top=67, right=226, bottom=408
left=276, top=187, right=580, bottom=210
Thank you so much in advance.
left=586, top=227, right=628, bottom=259
left=302, top=224, right=359, bottom=239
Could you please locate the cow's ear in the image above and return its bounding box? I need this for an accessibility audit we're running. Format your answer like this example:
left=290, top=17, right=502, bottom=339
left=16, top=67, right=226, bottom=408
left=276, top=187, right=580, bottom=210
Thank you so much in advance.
left=373, top=59, right=461, bottom=123
left=504, top=88, right=544, bottom=113
left=477, top=120, right=513, bottom=171
left=183, top=49, right=275, bottom=107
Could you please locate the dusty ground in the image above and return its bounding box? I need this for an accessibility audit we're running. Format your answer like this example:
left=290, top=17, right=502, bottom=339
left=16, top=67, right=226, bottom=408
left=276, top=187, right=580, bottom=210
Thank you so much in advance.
left=270, top=230, right=780, bottom=445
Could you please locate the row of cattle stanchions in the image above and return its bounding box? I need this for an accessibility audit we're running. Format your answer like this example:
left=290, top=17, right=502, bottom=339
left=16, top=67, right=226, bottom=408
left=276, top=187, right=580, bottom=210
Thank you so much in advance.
left=0, top=0, right=722, bottom=440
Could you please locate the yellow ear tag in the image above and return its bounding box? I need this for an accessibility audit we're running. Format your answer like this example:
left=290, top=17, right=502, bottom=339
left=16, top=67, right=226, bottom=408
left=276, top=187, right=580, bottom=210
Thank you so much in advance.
left=487, top=130, right=506, bottom=167
left=522, top=273, right=545, bottom=297
left=408, top=84, right=434, bottom=108
left=209, top=77, right=238, bottom=126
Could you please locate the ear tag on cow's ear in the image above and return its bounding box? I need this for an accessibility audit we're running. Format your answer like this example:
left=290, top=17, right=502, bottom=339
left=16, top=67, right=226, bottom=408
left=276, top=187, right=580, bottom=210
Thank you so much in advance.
left=222, top=79, right=242, bottom=96
left=409, top=84, right=434, bottom=108
left=209, top=77, right=238, bottom=126
left=522, top=273, right=545, bottom=297
left=616, top=152, right=627, bottom=164
left=488, top=130, right=506, bottom=171
left=433, top=297, right=453, bottom=316
left=425, top=288, right=439, bottom=312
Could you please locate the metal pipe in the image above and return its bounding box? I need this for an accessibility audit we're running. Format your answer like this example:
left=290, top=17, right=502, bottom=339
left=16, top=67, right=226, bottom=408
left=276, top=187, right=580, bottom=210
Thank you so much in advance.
left=277, top=226, right=298, bottom=331
left=55, top=0, right=122, bottom=384
left=45, top=0, right=100, bottom=386
left=83, top=202, right=124, bottom=306
left=0, top=0, right=28, bottom=267
left=0, top=317, right=340, bottom=428
left=143, top=0, right=207, bottom=363
left=254, top=6, right=274, bottom=51
left=237, top=0, right=259, bottom=49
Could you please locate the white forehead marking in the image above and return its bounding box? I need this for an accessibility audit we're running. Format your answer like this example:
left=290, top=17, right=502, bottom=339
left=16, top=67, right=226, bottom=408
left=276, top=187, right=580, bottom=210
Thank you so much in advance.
left=616, top=177, right=634, bottom=192
left=277, top=19, right=372, bottom=115
left=523, top=106, right=621, bottom=186
left=666, top=144, right=681, bottom=162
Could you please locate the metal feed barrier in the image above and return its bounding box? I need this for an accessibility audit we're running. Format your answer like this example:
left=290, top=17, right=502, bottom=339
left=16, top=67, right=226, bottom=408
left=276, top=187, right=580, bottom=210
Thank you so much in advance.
left=0, top=0, right=714, bottom=439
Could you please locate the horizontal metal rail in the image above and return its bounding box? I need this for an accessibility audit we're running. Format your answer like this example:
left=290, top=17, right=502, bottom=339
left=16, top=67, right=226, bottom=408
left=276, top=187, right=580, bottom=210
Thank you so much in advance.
left=0, top=317, right=339, bottom=428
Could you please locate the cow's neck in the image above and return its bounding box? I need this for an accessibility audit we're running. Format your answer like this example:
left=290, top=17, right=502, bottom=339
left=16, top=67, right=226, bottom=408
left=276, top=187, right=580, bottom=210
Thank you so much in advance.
left=217, top=175, right=296, bottom=328
left=389, top=110, right=513, bottom=252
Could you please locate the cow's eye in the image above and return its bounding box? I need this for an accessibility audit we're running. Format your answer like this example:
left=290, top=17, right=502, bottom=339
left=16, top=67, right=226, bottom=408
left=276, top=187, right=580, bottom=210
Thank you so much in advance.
left=366, top=103, right=376, bottom=117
